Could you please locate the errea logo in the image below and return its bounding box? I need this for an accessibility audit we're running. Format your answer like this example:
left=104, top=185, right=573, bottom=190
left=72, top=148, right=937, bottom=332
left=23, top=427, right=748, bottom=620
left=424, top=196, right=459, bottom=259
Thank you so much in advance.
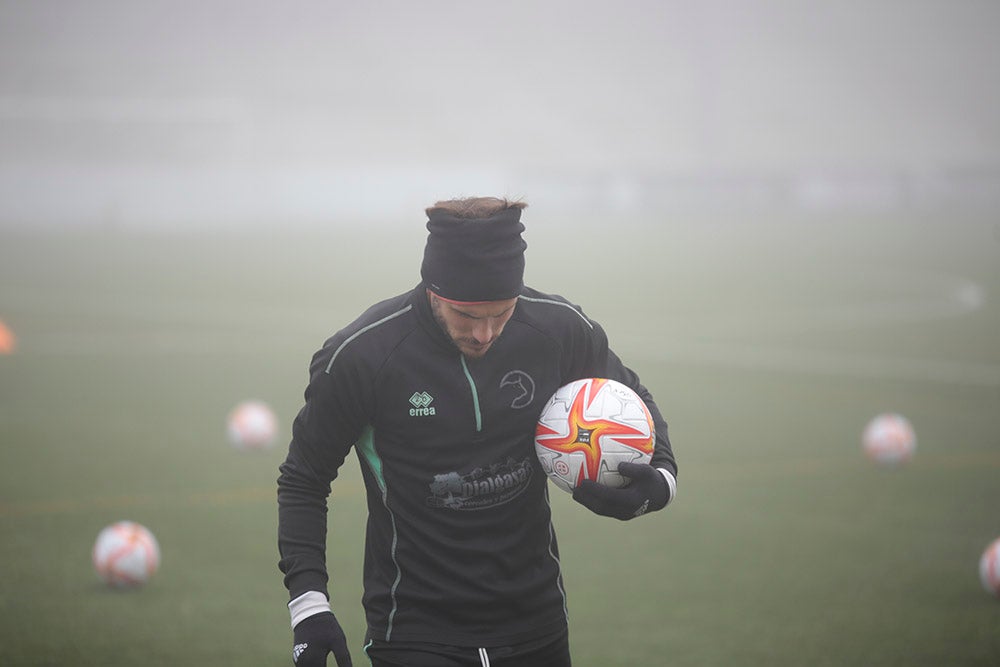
left=409, top=391, right=436, bottom=417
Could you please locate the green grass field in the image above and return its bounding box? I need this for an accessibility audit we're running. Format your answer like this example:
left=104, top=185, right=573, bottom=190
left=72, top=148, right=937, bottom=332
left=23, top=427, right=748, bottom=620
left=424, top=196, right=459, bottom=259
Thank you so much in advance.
left=1, top=213, right=999, bottom=666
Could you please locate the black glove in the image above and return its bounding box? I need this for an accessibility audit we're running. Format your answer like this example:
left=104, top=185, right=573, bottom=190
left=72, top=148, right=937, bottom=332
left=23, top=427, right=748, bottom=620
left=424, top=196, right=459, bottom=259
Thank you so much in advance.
left=572, top=462, right=669, bottom=520
left=292, top=611, right=352, bottom=667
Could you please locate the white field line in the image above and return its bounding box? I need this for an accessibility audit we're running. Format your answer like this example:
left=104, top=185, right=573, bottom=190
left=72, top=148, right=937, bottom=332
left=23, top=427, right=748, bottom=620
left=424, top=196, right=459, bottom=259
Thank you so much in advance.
left=0, top=480, right=367, bottom=518
left=690, top=269, right=987, bottom=339
left=622, top=270, right=999, bottom=388
left=21, top=329, right=309, bottom=356
left=5, top=270, right=997, bottom=386
left=624, top=337, right=1000, bottom=388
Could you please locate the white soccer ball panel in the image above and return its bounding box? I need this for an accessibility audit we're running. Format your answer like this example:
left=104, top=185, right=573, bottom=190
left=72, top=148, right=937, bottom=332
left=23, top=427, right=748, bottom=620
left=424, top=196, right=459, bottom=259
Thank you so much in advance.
left=862, top=413, right=916, bottom=466
left=92, top=521, right=160, bottom=588
left=227, top=400, right=279, bottom=450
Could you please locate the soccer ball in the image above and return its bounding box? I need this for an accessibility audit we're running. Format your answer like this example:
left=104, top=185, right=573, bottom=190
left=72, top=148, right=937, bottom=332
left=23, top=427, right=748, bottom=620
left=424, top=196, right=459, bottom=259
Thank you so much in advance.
left=92, top=521, right=160, bottom=588
left=980, top=537, right=1000, bottom=598
left=227, top=400, right=278, bottom=450
left=534, top=378, right=655, bottom=494
left=862, top=413, right=916, bottom=466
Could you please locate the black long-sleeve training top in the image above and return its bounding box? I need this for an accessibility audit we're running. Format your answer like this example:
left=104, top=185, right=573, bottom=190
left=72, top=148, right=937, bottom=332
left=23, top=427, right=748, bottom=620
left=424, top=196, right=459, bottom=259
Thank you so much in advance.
left=277, top=284, right=677, bottom=647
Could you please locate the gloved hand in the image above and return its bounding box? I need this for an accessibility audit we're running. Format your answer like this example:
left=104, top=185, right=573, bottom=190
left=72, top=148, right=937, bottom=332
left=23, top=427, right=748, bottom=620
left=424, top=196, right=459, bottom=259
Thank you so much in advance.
left=572, top=462, right=669, bottom=520
left=292, top=611, right=352, bottom=667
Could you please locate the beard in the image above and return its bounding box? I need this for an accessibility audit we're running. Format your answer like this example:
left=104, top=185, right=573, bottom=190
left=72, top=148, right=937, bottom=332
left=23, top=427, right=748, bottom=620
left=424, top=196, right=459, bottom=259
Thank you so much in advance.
left=429, top=295, right=496, bottom=358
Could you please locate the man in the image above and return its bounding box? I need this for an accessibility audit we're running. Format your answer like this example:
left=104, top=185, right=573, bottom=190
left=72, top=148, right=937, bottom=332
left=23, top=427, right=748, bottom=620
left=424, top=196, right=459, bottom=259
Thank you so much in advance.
left=277, top=197, right=678, bottom=667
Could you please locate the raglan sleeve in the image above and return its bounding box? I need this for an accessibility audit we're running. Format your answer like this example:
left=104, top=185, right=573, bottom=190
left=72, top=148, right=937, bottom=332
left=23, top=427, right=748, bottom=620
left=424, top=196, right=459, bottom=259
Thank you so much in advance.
left=277, top=335, right=373, bottom=608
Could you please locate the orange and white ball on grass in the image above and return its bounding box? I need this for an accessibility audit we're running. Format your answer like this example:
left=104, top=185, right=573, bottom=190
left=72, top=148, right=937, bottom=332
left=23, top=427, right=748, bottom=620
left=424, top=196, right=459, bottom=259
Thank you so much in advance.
left=862, top=413, right=916, bottom=466
left=226, top=400, right=279, bottom=451
left=534, top=378, right=655, bottom=494
left=980, top=537, right=1000, bottom=599
left=92, top=521, right=160, bottom=588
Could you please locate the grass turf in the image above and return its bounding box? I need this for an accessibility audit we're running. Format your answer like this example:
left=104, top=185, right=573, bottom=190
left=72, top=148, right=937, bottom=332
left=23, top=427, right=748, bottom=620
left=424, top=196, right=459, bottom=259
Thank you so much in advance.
left=1, top=213, right=998, bottom=666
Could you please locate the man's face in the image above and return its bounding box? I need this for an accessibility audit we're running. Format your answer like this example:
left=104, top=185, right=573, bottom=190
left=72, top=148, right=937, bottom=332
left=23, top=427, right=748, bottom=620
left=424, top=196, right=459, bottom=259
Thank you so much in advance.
left=427, top=290, right=518, bottom=359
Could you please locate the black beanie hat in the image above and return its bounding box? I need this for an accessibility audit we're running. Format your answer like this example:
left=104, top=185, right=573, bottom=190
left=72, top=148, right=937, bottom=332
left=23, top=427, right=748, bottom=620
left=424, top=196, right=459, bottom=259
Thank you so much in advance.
left=420, top=206, right=527, bottom=302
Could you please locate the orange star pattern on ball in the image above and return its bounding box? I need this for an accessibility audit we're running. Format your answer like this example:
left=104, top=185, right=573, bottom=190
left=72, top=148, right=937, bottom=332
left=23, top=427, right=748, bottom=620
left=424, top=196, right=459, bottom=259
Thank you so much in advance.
left=535, top=378, right=652, bottom=486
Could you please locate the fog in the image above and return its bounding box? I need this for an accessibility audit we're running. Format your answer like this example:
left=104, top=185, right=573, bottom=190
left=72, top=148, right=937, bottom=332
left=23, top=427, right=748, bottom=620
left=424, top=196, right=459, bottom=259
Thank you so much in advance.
left=1, top=0, right=999, bottom=228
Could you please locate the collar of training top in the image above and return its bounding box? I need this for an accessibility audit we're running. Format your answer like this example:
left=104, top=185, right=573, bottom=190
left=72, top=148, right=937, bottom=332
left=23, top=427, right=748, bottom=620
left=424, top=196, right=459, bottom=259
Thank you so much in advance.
left=420, top=207, right=527, bottom=303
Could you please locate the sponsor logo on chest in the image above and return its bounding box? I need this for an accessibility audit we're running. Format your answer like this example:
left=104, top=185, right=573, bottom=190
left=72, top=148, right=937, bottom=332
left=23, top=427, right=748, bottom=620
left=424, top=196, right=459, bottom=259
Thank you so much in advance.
left=427, top=456, right=534, bottom=510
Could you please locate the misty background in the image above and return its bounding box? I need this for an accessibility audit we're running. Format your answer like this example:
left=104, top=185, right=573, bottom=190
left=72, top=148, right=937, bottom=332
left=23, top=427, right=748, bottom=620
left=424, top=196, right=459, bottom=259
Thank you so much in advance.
left=2, top=5, right=1000, bottom=664
left=1, top=0, right=999, bottom=229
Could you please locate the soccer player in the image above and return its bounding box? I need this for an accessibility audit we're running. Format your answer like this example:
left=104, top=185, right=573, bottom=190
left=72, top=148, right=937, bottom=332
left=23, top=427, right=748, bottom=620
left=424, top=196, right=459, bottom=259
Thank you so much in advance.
left=277, top=197, right=678, bottom=667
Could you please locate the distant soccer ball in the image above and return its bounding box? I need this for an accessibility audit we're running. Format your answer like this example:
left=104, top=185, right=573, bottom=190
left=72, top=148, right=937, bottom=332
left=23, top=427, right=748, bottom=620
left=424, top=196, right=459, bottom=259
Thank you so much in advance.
left=92, top=521, right=160, bottom=588
left=862, top=413, right=916, bottom=466
left=227, top=400, right=278, bottom=450
left=980, top=537, right=1000, bottom=598
left=535, top=378, right=655, bottom=494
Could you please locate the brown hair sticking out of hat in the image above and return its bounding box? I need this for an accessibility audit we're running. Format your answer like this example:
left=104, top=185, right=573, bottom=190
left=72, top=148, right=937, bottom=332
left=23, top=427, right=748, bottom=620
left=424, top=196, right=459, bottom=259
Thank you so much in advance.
left=420, top=197, right=528, bottom=303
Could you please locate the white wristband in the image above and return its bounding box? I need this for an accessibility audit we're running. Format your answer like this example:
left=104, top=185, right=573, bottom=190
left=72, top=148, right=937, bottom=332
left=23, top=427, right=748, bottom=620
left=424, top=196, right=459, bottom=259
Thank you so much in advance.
left=657, top=468, right=677, bottom=506
left=288, top=590, right=332, bottom=629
